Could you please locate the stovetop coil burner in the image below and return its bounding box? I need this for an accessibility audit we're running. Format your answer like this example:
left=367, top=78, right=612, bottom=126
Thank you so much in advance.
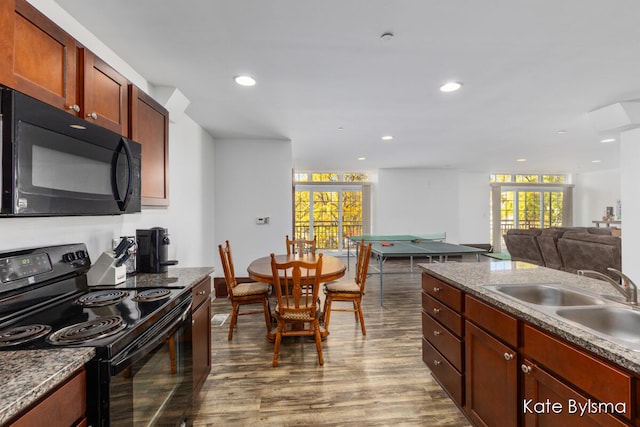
left=0, top=324, right=52, bottom=347
left=132, top=288, right=171, bottom=302
left=74, top=290, right=130, bottom=307
left=47, top=315, right=127, bottom=345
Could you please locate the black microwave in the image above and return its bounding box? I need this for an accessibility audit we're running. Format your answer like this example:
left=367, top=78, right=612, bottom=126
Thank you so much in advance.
left=0, top=87, right=141, bottom=216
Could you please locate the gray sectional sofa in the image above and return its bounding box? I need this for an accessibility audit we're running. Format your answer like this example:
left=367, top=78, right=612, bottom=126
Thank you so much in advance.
left=503, top=227, right=621, bottom=279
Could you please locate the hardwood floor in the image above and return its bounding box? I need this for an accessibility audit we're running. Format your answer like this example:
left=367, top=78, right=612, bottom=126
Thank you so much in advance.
left=192, top=256, right=474, bottom=426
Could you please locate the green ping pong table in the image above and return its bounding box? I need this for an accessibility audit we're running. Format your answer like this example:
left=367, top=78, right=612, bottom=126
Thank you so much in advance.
left=347, top=233, right=446, bottom=267
left=349, top=237, right=487, bottom=306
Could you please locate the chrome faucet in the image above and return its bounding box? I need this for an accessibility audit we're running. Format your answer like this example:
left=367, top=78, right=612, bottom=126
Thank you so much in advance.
left=577, top=268, right=638, bottom=305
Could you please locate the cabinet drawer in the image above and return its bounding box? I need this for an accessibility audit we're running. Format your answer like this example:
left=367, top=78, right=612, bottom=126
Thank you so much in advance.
left=422, top=311, right=463, bottom=371
left=465, top=295, right=517, bottom=348
left=422, top=337, right=463, bottom=406
left=422, top=292, right=463, bottom=336
left=192, top=277, right=211, bottom=309
left=422, top=273, right=462, bottom=312
left=523, top=325, right=632, bottom=420
left=9, top=368, right=86, bottom=427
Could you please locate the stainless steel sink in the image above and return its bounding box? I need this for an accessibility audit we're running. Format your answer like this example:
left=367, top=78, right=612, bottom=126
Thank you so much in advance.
left=556, top=306, right=640, bottom=347
left=489, top=284, right=607, bottom=306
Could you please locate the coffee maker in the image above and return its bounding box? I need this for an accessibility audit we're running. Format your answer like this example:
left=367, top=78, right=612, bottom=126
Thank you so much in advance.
left=136, top=227, right=179, bottom=273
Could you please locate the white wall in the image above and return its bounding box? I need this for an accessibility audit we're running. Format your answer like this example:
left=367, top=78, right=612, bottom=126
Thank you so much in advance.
left=214, top=139, right=293, bottom=275
left=573, top=169, right=621, bottom=227
left=458, top=172, right=491, bottom=244
left=377, top=168, right=488, bottom=244
left=620, top=129, right=640, bottom=280
left=0, top=1, right=216, bottom=267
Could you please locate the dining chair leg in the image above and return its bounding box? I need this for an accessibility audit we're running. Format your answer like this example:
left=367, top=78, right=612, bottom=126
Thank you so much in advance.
left=353, top=301, right=359, bottom=322
left=356, top=300, right=366, bottom=335
left=262, top=297, right=272, bottom=332
left=313, top=319, right=324, bottom=366
left=228, top=303, right=239, bottom=340
left=272, top=322, right=283, bottom=367
left=324, top=297, right=333, bottom=332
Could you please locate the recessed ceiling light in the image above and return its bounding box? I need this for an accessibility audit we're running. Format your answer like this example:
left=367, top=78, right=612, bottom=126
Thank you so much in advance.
left=516, top=158, right=527, bottom=162
left=556, top=130, right=566, bottom=134
left=440, top=82, right=463, bottom=92
left=381, top=135, right=394, bottom=141
left=338, top=126, right=344, bottom=131
left=592, top=160, right=602, bottom=163
left=380, top=32, right=394, bottom=41
left=357, top=157, right=366, bottom=161
left=234, top=75, right=256, bottom=87
left=600, top=138, right=616, bottom=143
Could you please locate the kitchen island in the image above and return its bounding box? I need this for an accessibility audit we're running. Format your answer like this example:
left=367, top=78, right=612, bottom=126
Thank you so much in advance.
left=421, top=260, right=640, bottom=427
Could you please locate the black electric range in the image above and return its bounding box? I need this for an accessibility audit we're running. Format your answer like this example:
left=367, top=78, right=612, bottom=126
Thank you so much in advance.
left=0, top=243, right=194, bottom=427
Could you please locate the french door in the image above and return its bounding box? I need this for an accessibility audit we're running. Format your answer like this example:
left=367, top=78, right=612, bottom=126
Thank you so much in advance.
left=491, top=183, right=573, bottom=252
left=294, top=184, right=369, bottom=253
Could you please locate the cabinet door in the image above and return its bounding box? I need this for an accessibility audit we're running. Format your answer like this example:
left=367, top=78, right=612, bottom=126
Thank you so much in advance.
left=465, top=321, right=518, bottom=427
left=192, top=296, right=212, bottom=397
left=129, top=85, right=170, bottom=206
left=80, top=48, right=129, bottom=134
left=522, top=359, right=629, bottom=427
left=0, top=0, right=79, bottom=114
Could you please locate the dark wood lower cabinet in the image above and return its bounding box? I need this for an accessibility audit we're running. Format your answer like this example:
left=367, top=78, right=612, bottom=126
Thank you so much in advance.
left=522, top=359, right=629, bottom=427
left=192, top=277, right=212, bottom=398
left=465, top=321, right=518, bottom=427
left=8, top=368, right=86, bottom=427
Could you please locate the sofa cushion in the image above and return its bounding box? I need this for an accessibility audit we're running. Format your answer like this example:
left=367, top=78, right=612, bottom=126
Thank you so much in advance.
left=503, top=228, right=544, bottom=266
left=557, top=232, right=621, bottom=279
left=536, top=229, right=565, bottom=270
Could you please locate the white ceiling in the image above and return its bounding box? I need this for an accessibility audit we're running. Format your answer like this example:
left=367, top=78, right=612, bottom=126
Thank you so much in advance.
left=54, top=0, right=640, bottom=174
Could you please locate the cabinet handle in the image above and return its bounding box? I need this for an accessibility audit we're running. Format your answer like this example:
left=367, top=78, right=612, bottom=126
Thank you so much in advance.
left=432, top=307, right=441, bottom=314
left=433, top=287, right=441, bottom=292
left=433, top=330, right=441, bottom=336
left=197, top=290, right=206, bottom=295
left=68, top=104, right=80, bottom=112
left=433, top=360, right=441, bottom=366
left=521, top=364, right=532, bottom=374
left=87, top=112, right=98, bottom=120
left=504, top=352, right=514, bottom=361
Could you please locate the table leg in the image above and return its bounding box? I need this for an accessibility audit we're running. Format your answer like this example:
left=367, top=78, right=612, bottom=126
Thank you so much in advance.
left=379, top=254, right=384, bottom=306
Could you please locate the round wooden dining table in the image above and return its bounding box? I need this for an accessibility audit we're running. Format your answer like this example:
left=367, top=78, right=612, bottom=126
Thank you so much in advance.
left=247, top=253, right=346, bottom=341
left=247, top=253, right=346, bottom=285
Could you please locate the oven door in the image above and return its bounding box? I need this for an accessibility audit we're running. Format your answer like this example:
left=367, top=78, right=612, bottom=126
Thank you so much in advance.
left=100, top=297, right=193, bottom=427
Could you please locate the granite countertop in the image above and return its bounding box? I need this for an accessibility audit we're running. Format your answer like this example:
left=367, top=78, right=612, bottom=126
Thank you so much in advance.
left=0, top=348, right=95, bottom=425
left=0, top=266, right=214, bottom=425
left=420, top=261, right=640, bottom=374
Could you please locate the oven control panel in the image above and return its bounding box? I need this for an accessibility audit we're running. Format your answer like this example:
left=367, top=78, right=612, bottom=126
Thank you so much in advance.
left=0, top=253, right=52, bottom=283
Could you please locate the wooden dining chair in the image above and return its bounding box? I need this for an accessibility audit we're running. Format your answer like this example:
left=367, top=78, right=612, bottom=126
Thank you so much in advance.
left=323, top=240, right=372, bottom=335
left=285, top=235, right=317, bottom=256
left=218, top=241, right=272, bottom=340
left=270, top=253, right=324, bottom=367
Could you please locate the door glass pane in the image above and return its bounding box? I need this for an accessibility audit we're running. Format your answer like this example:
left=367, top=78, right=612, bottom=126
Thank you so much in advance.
left=342, top=190, right=362, bottom=249
left=518, top=191, right=541, bottom=229
left=313, top=191, right=339, bottom=249
left=294, top=191, right=311, bottom=240
left=543, top=191, right=564, bottom=227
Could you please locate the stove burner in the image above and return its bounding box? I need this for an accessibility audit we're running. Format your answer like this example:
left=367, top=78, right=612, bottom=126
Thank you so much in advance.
left=47, top=315, right=127, bottom=345
left=74, top=290, right=130, bottom=307
left=0, top=324, right=52, bottom=347
left=132, top=288, right=171, bottom=302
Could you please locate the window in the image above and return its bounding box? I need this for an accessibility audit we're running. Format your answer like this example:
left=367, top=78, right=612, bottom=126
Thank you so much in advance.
left=293, top=172, right=370, bottom=253
left=490, top=174, right=573, bottom=252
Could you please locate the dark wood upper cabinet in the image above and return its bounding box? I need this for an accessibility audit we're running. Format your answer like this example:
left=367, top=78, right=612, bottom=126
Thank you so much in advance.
left=80, top=48, right=129, bottom=135
left=129, top=85, right=170, bottom=206
left=0, top=0, right=79, bottom=114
